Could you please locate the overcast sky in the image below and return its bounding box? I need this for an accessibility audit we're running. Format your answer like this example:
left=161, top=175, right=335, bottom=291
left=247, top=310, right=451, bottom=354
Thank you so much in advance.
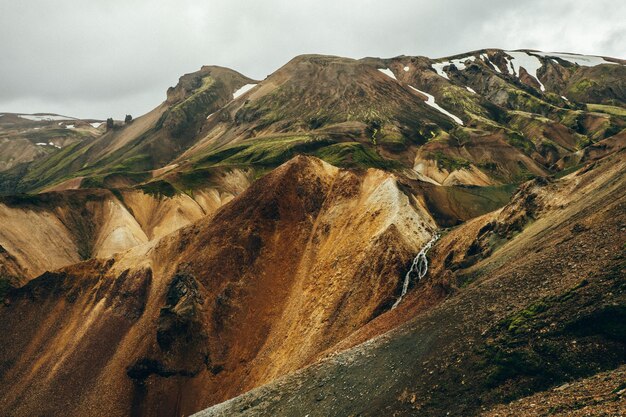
left=1, top=0, right=624, bottom=120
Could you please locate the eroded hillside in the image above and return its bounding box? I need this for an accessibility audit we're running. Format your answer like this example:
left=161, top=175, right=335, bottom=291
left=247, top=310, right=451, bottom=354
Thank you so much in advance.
left=2, top=156, right=441, bottom=416
left=196, top=148, right=626, bottom=417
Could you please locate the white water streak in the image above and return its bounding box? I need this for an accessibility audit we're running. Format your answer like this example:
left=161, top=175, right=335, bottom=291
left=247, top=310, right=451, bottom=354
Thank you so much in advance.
left=391, top=232, right=440, bottom=309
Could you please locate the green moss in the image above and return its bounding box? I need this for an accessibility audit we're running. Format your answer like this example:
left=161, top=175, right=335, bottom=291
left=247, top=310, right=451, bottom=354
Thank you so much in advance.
left=160, top=76, right=221, bottom=137
left=586, top=104, right=626, bottom=117
left=221, top=136, right=331, bottom=166
left=21, top=141, right=93, bottom=186
left=554, top=164, right=583, bottom=179
left=194, top=146, right=249, bottom=166
left=313, top=142, right=402, bottom=170
left=506, top=131, right=535, bottom=154
left=569, top=79, right=595, bottom=95
left=506, top=89, right=556, bottom=116
left=108, top=154, right=153, bottom=173
left=450, top=127, right=471, bottom=144
left=441, top=86, right=484, bottom=117
left=428, top=151, right=471, bottom=171
left=502, top=301, right=549, bottom=334
left=378, top=129, right=407, bottom=152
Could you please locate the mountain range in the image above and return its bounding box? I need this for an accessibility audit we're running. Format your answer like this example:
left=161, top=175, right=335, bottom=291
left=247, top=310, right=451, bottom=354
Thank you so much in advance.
left=0, top=48, right=624, bottom=417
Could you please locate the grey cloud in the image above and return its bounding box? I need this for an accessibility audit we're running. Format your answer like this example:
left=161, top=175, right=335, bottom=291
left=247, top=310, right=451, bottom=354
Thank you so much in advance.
left=0, top=0, right=623, bottom=119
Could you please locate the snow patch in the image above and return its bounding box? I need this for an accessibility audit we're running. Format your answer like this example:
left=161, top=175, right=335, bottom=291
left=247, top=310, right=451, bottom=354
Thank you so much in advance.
left=506, top=51, right=546, bottom=91
left=233, top=84, right=257, bottom=99
left=561, top=96, right=569, bottom=101
left=403, top=66, right=410, bottom=72
left=533, top=52, right=618, bottom=67
left=90, top=122, right=103, bottom=128
left=409, top=86, right=463, bottom=125
left=18, top=114, right=75, bottom=122
left=481, top=53, right=501, bottom=73
left=378, top=68, right=397, bottom=80
left=431, top=63, right=450, bottom=80
left=466, top=86, right=476, bottom=94
left=35, top=142, right=61, bottom=149
left=431, top=56, right=476, bottom=80
left=65, top=124, right=75, bottom=129
left=205, top=112, right=216, bottom=120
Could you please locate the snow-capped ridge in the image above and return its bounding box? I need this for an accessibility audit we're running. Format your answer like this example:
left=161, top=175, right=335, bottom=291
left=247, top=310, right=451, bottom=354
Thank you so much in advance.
left=505, top=51, right=546, bottom=92
left=432, top=56, right=477, bottom=80
left=533, top=51, right=618, bottom=67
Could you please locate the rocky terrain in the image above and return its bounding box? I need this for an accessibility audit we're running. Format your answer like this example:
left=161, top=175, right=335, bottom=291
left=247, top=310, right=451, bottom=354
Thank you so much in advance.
left=0, top=49, right=624, bottom=416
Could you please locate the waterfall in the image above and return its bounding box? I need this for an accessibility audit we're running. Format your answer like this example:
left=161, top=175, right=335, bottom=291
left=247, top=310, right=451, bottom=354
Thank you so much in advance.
left=391, top=232, right=439, bottom=310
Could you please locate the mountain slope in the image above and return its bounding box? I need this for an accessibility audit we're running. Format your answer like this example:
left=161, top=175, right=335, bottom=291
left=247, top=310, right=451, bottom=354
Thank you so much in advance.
left=0, top=167, right=251, bottom=284
left=2, top=49, right=624, bottom=195
left=0, top=156, right=434, bottom=416
left=0, top=113, right=103, bottom=172
left=0, top=67, right=255, bottom=194
left=196, top=148, right=626, bottom=417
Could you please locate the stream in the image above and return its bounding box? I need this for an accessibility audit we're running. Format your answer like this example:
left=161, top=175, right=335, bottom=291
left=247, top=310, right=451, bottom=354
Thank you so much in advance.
left=391, top=232, right=440, bottom=309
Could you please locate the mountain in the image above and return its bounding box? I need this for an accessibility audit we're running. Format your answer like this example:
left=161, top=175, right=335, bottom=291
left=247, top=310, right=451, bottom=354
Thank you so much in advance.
left=2, top=49, right=625, bottom=196
left=0, top=49, right=624, bottom=417
left=0, top=113, right=103, bottom=173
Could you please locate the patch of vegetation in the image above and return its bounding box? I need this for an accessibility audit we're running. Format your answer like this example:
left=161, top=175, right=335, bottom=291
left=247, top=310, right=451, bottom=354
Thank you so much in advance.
left=568, top=79, right=595, bottom=96
left=507, top=89, right=555, bottom=116
left=108, top=154, right=153, bottom=173
left=137, top=180, right=177, bottom=198
left=478, top=268, right=626, bottom=402
left=192, top=135, right=363, bottom=170
left=312, top=142, right=402, bottom=170
left=428, top=151, right=471, bottom=171
left=20, top=140, right=94, bottom=187
left=159, top=76, right=223, bottom=137
left=194, top=145, right=249, bottom=166
left=587, top=103, right=626, bottom=117
left=450, top=126, right=472, bottom=144
left=222, top=136, right=332, bottom=166
left=441, top=86, right=486, bottom=117
left=502, top=301, right=549, bottom=334
left=80, top=171, right=151, bottom=189
left=505, top=131, right=535, bottom=154
left=377, top=129, right=407, bottom=152
left=175, top=168, right=216, bottom=190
